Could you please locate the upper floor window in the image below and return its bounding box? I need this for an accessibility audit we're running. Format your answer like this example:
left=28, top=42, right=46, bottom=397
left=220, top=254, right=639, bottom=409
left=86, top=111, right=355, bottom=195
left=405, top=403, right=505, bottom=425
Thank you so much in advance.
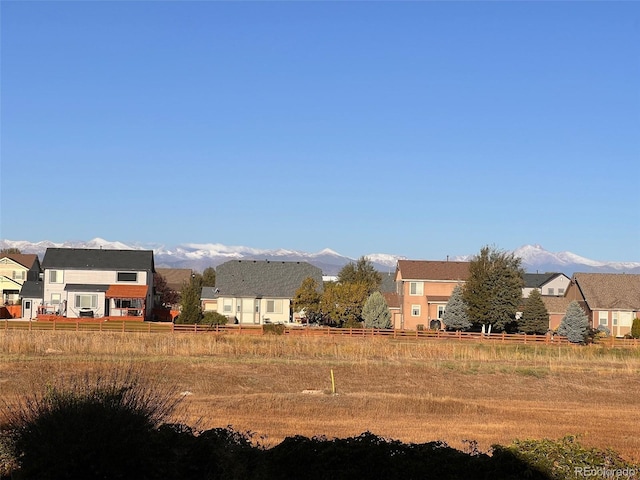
left=12, top=271, right=26, bottom=280
left=50, top=270, right=63, bottom=284
left=547, top=288, right=555, bottom=295
left=558, top=288, right=565, bottom=296
left=117, top=272, right=137, bottom=282
left=409, top=282, right=423, bottom=296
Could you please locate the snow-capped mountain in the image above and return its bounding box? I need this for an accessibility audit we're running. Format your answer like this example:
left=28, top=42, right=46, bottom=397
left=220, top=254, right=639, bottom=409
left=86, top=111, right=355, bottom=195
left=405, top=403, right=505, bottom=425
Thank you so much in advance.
left=1, top=238, right=639, bottom=275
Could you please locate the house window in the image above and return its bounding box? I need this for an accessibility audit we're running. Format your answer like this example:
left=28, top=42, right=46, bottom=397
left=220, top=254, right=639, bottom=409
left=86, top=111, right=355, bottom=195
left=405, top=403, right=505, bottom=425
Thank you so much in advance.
left=222, top=299, right=232, bottom=313
left=50, top=270, right=63, bottom=283
left=267, top=300, right=282, bottom=314
left=598, top=312, right=608, bottom=326
left=24, top=301, right=31, bottom=309
left=51, top=293, right=61, bottom=305
left=255, top=300, right=260, bottom=313
left=75, top=294, right=97, bottom=309
left=411, top=305, right=421, bottom=316
left=409, top=282, right=423, bottom=296
left=547, top=288, right=554, bottom=296
left=613, top=313, right=618, bottom=326
left=12, top=271, right=26, bottom=280
left=437, top=305, right=445, bottom=319
left=117, top=272, right=137, bottom=282
left=558, top=288, right=565, bottom=296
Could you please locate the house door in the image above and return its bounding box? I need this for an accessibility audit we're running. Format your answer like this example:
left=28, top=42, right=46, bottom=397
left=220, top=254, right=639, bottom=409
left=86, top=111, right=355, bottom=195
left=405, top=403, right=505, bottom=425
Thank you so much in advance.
left=23, top=300, right=32, bottom=320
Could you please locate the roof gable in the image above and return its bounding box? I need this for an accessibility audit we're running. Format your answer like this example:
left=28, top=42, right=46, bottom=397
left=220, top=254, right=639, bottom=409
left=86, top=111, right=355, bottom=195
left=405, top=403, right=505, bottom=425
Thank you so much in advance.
left=42, top=248, right=154, bottom=272
left=523, top=272, right=562, bottom=288
left=573, top=273, right=640, bottom=310
left=0, top=254, right=39, bottom=270
left=216, top=260, right=323, bottom=298
left=396, top=260, right=470, bottom=282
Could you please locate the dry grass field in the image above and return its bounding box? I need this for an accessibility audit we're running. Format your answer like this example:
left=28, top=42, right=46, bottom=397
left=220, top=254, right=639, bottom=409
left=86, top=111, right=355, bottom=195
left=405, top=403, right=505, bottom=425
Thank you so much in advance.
left=1, top=330, right=639, bottom=463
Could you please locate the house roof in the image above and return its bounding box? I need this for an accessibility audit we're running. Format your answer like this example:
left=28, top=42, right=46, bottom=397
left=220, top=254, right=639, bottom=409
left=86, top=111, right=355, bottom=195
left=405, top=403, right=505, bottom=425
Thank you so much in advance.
left=19, top=281, right=44, bottom=299
left=523, top=272, right=565, bottom=288
left=1, top=254, right=40, bottom=270
left=201, top=286, right=219, bottom=300
left=216, top=260, right=323, bottom=298
left=42, top=248, right=154, bottom=271
left=106, top=284, right=148, bottom=298
left=64, top=284, right=110, bottom=292
left=156, top=268, right=193, bottom=291
left=382, top=292, right=400, bottom=309
left=396, top=260, right=470, bottom=281
left=541, top=296, right=573, bottom=314
left=573, top=273, right=640, bottom=310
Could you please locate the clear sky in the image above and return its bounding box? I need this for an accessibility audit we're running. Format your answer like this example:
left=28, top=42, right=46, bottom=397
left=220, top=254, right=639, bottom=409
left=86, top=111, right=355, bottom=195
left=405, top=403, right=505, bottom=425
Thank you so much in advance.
left=2, top=1, right=639, bottom=262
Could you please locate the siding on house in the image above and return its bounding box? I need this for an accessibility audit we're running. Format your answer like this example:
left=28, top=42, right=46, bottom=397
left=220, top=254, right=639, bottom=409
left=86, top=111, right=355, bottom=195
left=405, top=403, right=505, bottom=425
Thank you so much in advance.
left=395, top=260, right=470, bottom=330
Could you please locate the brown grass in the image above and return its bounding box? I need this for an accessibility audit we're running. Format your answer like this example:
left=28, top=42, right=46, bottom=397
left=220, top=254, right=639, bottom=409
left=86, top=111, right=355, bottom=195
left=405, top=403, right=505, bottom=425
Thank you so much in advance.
left=1, top=331, right=639, bottom=461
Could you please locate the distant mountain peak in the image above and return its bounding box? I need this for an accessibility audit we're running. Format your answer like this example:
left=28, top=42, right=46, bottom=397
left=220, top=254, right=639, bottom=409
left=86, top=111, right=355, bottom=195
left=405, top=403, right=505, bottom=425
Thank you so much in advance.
left=0, top=239, right=638, bottom=276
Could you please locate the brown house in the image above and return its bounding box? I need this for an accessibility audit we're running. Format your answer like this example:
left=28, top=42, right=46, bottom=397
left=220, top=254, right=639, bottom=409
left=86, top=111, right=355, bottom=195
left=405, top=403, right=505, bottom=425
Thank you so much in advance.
left=565, top=273, right=640, bottom=337
left=395, top=260, right=470, bottom=330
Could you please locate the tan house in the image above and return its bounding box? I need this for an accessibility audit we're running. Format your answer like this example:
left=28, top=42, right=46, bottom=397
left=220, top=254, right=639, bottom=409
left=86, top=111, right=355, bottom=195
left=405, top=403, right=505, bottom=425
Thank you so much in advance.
left=395, top=260, right=470, bottom=330
left=541, top=296, right=573, bottom=331
left=565, top=273, right=640, bottom=337
left=0, top=254, right=41, bottom=305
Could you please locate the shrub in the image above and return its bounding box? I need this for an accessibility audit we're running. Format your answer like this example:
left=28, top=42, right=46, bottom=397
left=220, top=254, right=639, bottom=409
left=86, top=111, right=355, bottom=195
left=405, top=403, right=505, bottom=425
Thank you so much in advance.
left=494, top=435, right=639, bottom=480
left=203, top=311, right=228, bottom=326
left=263, top=323, right=285, bottom=335
left=1, top=369, right=181, bottom=480
left=631, top=318, right=640, bottom=339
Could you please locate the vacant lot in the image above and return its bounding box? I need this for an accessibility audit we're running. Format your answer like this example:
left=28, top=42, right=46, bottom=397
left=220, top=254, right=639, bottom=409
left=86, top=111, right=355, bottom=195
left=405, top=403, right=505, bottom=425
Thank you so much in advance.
left=1, top=331, right=638, bottom=462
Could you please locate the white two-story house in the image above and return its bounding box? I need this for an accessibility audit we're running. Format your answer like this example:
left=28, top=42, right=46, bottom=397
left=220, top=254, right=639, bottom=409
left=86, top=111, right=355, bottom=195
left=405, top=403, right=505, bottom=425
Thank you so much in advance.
left=39, top=248, right=155, bottom=320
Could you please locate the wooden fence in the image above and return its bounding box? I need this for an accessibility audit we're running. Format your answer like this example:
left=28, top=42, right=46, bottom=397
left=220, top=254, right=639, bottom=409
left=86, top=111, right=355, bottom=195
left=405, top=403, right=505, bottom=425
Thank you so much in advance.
left=1, top=319, right=639, bottom=347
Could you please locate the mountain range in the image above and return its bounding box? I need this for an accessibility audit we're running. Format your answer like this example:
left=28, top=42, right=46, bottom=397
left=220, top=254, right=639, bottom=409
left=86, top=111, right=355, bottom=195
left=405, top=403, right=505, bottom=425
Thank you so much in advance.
left=1, top=238, right=639, bottom=276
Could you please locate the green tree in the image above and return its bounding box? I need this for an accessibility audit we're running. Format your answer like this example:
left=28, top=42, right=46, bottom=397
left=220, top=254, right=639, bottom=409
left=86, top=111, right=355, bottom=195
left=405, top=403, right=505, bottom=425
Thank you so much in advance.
left=320, top=282, right=368, bottom=327
left=337, top=256, right=382, bottom=295
left=201, top=267, right=216, bottom=287
left=519, top=289, right=549, bottom=334
left=361, top=291, right=391, bottom=329
left=293, top=277, right=322, bottom=323
left=631, top=318, right=640, bottom=339
left=557, top=301, right=590, bottom=343
left=462, top=246, right=524, bottom=332
left=177, top=275, right=202, bottom=324
left=442, top=284, right=471, bottom=331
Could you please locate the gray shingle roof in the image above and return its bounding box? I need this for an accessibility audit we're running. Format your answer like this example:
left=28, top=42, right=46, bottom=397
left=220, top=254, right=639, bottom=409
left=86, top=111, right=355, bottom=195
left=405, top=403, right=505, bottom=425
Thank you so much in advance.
left=201, top=286, right=219, bottom=299
left=573, top=273, right=640, bottom=310
left=216, top=260, right=323, bottom=298
left=523, top=272, right=562, bottom=288
left=42, top=248, right=154, bottom=271
left=19, top=281, right=44, bottom=299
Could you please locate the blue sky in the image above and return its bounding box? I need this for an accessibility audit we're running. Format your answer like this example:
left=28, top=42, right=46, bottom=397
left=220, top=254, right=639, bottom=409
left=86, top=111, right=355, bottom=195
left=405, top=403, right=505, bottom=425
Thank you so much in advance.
left=2, top=1, right=639, bottom=262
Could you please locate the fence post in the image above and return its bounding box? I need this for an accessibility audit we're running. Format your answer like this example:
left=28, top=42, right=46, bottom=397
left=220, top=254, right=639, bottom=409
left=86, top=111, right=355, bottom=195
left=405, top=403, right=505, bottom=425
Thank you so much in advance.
left=501, top=332, right=506, bottom=343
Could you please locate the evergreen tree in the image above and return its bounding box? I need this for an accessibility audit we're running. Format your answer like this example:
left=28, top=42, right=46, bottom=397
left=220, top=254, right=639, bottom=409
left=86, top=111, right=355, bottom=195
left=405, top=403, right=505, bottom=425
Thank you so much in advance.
left=293, top=277, right=323, bottom=323
left=177, top=276, right=202, bottom=324
left=337, top=257, right=382, bottom=295
left=201, top=267, right=216, bottom=287
left=519, top=289, right=549, bottom=334
left=462, top=245, right=524, bottom=332
left=442, top=285, right=471, bottom=331
left=631, top=318, right=640, bottom=339
left=362, top=291, right=391, bottom=329
left=557, top=301, right=589, bottom=343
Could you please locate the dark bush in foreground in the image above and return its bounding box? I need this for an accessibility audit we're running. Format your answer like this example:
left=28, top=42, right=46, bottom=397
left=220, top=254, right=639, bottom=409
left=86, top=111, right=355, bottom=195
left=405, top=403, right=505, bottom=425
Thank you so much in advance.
left=1, top=370, right=180, bottom=480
